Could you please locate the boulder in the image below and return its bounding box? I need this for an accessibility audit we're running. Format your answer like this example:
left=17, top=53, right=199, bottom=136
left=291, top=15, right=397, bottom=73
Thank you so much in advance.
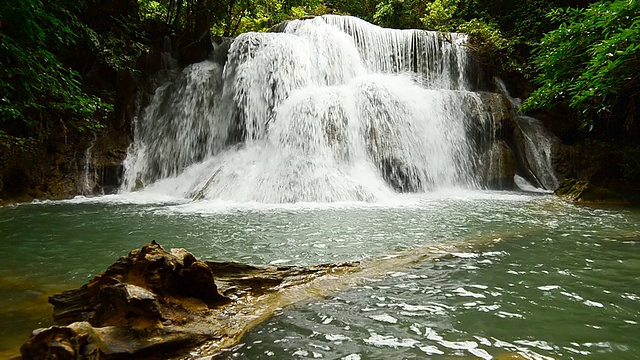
left=21, top=242, right=359, bottom=359
left=555, top=178, right=629, bottom=205
left=48, top=241, right=229, bottom=328
left=482, top=140, right=516, bottom=189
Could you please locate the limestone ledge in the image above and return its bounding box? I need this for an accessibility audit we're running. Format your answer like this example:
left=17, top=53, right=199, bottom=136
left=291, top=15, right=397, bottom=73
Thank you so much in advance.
left=20, top=241, right=358, bottom=359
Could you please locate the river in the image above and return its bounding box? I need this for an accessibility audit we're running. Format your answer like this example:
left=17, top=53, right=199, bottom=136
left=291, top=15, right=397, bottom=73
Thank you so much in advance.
left=1, top=191, right=638, bottom=359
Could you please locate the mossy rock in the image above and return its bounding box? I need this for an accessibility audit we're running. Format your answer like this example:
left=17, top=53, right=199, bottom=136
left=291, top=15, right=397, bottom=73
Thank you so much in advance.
left=555, top=178, right=628, bottom=205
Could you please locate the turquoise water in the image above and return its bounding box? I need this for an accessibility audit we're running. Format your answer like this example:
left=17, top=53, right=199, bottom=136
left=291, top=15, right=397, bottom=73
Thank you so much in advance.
left=1, top=191, right=639, bottom=358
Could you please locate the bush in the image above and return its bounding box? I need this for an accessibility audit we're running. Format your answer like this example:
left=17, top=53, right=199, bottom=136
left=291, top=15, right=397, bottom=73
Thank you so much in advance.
left=0, top=0, right=110, bottom=143
left=521, top=0, right=640, bottom=131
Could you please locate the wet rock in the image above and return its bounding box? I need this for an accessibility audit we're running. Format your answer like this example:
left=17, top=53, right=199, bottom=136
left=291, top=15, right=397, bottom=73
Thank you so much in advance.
left=22, top=241, right=229, bottom=359
left=511, top=116, right=562, bottom=190
left=379, top=157, right=422, bottom=192
left=48, top=241, right=229, bottom=328
left=21, top=322, right=100, bottom=360
left=482, top=140, right=516, bottom=189
left=555, top=178, right=628, bottom=205
left=21, top=241, right=360, bottom=359
left=464, top=92, right=518, bottom=190
left=177, top=259, right=225, bottom=308
left=21, top=320, right=204, bottom=360
left=98, top=284, right=161, bottom=328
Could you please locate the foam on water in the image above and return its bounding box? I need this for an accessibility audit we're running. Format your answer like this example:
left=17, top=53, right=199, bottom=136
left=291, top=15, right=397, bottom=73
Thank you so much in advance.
left=43, top=189, right=546, bottom=216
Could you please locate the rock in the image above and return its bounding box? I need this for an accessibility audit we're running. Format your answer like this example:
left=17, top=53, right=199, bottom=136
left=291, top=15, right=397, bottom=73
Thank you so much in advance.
left=482, top=140, right=516, bottom=189
left=464, top=92, right=518, bottom=190
left=48, top=241, right=229, bottom=328
left=379, top=157, right=422, bottom=192
left=555, top=178, right=629, bottom=205
left=98, top=284, right=161, bottom=328
left=21, top=320, right=204, bottom=360
left=511, top=116, right=562, bottom=190
left=21, top=241, right=360, bottom=359
left=177, top=260, right=225, bottom=308
left=21, top=322, right=100, bottom=360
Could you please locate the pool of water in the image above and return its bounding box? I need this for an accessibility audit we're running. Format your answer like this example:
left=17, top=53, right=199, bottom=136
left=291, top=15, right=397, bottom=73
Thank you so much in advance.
left=1, top=191, right=639, bottom=358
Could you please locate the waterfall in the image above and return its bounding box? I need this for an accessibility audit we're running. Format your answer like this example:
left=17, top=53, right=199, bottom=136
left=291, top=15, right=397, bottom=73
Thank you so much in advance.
left=121, top=15, right=519, bottom=203
left=121, top=60, right=228, bottom=190
left=81, top=136, right=97, bottom=195
left=288, top=16, right=474, bottom=90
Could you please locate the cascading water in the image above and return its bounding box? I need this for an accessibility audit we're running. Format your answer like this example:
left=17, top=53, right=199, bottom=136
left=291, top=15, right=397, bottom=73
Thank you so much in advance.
left=81, top=135, right=97, bottom=195
left=121, top=15, right=509, bottom=203
left=121, top=60, right=228, bottom=189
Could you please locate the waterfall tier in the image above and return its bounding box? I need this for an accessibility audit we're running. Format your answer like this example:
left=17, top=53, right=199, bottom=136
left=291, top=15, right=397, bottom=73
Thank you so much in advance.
left=121, top=15, right=552, bottom=203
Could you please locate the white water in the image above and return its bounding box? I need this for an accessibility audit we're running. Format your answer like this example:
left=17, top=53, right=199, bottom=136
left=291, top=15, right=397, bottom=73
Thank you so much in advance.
left=121, top=16, right=519, bottom=203
left=121, top=60, right=228, bottom=189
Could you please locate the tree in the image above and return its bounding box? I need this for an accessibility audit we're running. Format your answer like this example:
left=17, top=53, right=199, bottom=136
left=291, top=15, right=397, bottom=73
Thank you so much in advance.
left=521, top=0, right=640, bottom=132
left=211, top=0, right=333, bottom=36
left=0, top=0, right=109, bottom=142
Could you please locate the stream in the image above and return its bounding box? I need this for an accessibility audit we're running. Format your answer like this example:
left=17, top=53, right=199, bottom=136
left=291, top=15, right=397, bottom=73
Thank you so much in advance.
left=1, top=191, right=639, bottom=359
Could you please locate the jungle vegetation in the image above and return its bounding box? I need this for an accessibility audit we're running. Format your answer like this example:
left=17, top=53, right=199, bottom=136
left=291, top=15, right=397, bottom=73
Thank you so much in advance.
left=1, top=0, right=639, bottom=186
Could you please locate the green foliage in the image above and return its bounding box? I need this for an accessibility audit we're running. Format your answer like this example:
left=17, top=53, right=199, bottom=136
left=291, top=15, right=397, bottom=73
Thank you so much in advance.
left=457, top=19, right=517, bottom=72
left=522, top=0, right=640, bottom=130
left=88, top=34, right=147, bottom=75
left=373, top=0, right=424, bottom=29
left=137, top=0, right=333, bottom=37
left=324, top=0, right=377, bottom=21
left=211, top=0, right=333, bottom=35
left=223, top=0, right=287, bottom=34
left=619, top=145, right=640, bottom=181
left=0, top=131, right=37, bottom=152
left=446, top=0, right=599, bottom=76
left=421, top=0, right=458, bottom=31
left=0, top=0, right=109, bottom=141
left=456, top=0, right=558, bottom=39
left=139, top=0, right=168, bottom=21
